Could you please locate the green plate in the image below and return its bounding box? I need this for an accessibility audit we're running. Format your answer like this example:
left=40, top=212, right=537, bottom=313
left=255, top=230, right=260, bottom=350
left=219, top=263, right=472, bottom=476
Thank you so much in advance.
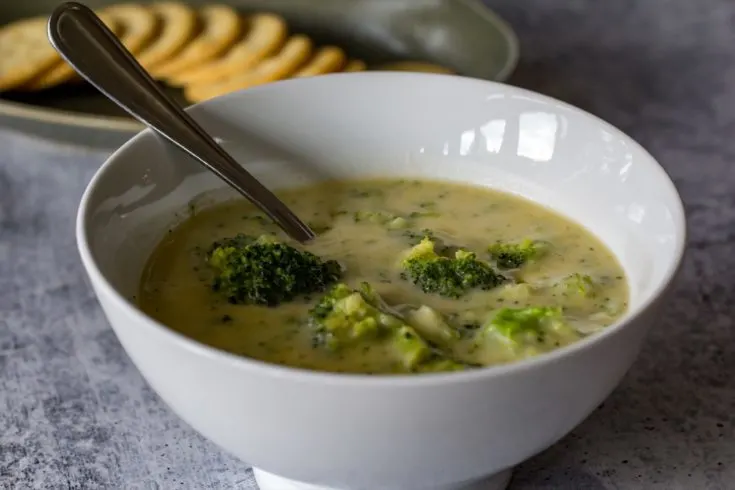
left=0, top=0, right=518, bottom=149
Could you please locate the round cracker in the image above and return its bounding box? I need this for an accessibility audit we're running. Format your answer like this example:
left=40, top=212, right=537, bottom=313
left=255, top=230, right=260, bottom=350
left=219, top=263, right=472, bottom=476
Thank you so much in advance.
left=136, top=2, right=197, bottom=70
left=293, top=46, right=346, bottom=78
left=24, top=11, right=139, bottom=91
left=170, top=12, right=287, bottom=87
left=100, top=3, right=159, bottom=54
left=374, top=61, right=455, bottom=74
left=152, top=5, right=241, bottom=80
left=343, top=59, right=367, bottom=73
left=22, top=61, right=77, bottom=91
left=185, top=34, right=313, bottom=103
left=0, top=16, right=65, bottom=91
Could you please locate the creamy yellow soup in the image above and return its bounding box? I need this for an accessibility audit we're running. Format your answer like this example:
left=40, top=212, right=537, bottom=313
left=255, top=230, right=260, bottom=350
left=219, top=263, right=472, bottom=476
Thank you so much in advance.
left=138, top=179, right=628, bottom=374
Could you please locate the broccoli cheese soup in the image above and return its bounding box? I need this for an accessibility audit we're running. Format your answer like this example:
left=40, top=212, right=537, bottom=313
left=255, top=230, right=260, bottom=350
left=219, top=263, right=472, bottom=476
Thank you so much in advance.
left=138, top=179, right=628, bottom=375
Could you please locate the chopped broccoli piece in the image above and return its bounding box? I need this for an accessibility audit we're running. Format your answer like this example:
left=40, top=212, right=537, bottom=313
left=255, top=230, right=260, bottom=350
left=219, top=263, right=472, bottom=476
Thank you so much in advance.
left=488, top=239, right=548, bottom=269
left=400, top=229, right=457, bottom=255
left=393, top=326, right=433, bottom=368
left=486, top=306, right=564, bottom=338
left=308, top=283, right=469, bottom=372
left=387, top=217, right=410, bottom=229
left=400, top=238, right=506, bottom=298
left=402, top=236, right=438, bottom=261
left=553, top=273, right=598, bottom=298
left=308, top=283, right=407, bottom=351
left=357, top=282, right=404, bottom=318
left=482, top=306, right=582, bottom=356
left=207, top=234, right=342, bottom=306
left=404, top=305, right=460, bottom=346
left=496, top=282, right=537, bottom=302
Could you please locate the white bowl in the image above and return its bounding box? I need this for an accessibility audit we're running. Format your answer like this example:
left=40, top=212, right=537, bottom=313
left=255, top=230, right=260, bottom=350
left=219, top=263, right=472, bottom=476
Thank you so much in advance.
left=76, top=73, right=686, bottom=490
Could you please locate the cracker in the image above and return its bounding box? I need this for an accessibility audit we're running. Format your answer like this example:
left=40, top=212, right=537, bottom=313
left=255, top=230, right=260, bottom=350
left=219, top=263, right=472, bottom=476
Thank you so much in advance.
left=170, top=12, right=287, bottom=87
left=0, top=17, right=68, bottom=91
left=374, top=61, right=455, bottom=74
left=185, top=34, right=313, bottom=103
left=23, top=11, right=137, bottom=91
left=101, top=4, right=159, bottom=54
left=136, top=2, right=198, bottom=70
left=152, top=5, right=241, bottom=80
left=293, top=46, right=346, bottom=78
left=343, top=59, right=367, bottom=73
left=22, top=62, right=77, bottom=91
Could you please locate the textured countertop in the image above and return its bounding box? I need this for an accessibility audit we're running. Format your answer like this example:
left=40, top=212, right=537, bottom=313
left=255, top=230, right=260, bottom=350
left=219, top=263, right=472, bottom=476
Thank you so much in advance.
left=1, top=0, right=734, bottom=488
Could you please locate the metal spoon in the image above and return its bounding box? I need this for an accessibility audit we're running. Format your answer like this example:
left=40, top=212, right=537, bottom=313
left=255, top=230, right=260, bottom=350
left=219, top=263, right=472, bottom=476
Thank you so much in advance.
left=47, top=1, right=315, bottom=243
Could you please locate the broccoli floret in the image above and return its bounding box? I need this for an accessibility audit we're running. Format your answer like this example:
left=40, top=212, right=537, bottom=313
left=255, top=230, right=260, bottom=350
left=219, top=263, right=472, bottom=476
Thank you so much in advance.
left=482, top=306, right=581, bottom=356
left=353, top=211, right=409, bottom=229
left=308, top=283, right=356, bottom=325
left=308, top=283, right=414, bottom=353
left=308, top=283, right=469, bottom=372
left=402, top=236, right=438, bottom=261
left=207, top=234, right=341, bottom=306
left=487, top=239, right=548, bottom=269
left=400, top=238, right=506, bottom=298
left=400, top=229, right=458, bottom=255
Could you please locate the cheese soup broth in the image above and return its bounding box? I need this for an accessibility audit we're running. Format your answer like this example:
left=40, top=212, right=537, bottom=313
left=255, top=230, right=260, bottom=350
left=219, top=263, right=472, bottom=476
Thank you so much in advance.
left=139, top=179, right=628, bottom=374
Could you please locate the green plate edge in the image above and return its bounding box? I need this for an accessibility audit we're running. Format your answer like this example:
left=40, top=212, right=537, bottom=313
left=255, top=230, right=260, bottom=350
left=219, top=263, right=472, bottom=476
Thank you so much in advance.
left=0, top=0, right=519, bottom=150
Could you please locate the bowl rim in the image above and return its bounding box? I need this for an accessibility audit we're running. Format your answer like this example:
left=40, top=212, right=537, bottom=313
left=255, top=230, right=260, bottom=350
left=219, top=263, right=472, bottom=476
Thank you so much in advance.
left=0, top=0, right=519, bottom=136
left=76, top=71, right=687, bottom=387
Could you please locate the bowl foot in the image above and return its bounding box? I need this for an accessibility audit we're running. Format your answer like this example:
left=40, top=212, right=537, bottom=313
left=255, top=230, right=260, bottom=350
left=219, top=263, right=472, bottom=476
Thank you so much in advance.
left=253, top=467, right=513, bottom=490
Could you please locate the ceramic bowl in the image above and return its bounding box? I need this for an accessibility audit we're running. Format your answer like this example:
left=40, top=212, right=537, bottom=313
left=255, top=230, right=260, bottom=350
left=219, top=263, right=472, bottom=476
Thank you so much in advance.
left=76, top=73, right=686, bottom=490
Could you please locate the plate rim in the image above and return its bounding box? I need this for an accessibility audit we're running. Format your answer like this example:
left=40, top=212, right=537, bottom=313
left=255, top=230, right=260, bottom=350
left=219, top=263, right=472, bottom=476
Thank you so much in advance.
left=0, top=0, right=519, bottom=135
left=462, top=0, right=519, bottom=82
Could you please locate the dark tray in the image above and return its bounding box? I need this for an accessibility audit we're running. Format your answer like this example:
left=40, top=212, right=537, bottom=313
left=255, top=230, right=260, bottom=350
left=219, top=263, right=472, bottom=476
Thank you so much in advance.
left=0, top=0, right=518, bottom=149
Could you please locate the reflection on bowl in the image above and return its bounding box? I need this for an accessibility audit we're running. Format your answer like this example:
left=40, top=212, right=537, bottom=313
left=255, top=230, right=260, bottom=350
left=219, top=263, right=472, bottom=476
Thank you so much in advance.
left=76, top=72, right=686, bottom=490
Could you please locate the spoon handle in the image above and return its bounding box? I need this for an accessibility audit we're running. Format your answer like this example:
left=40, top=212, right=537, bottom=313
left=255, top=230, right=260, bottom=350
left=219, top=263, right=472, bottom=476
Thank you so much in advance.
left=48, top=1, right=315, bottom=242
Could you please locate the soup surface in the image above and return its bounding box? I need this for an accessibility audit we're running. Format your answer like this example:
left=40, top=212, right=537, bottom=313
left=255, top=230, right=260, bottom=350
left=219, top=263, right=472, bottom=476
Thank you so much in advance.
left=139, top=179, right=628, bottom=374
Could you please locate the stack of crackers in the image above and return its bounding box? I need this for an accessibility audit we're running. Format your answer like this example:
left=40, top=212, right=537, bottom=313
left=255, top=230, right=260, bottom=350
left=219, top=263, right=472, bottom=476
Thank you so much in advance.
left=0, top=2, right=455, bottom=103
